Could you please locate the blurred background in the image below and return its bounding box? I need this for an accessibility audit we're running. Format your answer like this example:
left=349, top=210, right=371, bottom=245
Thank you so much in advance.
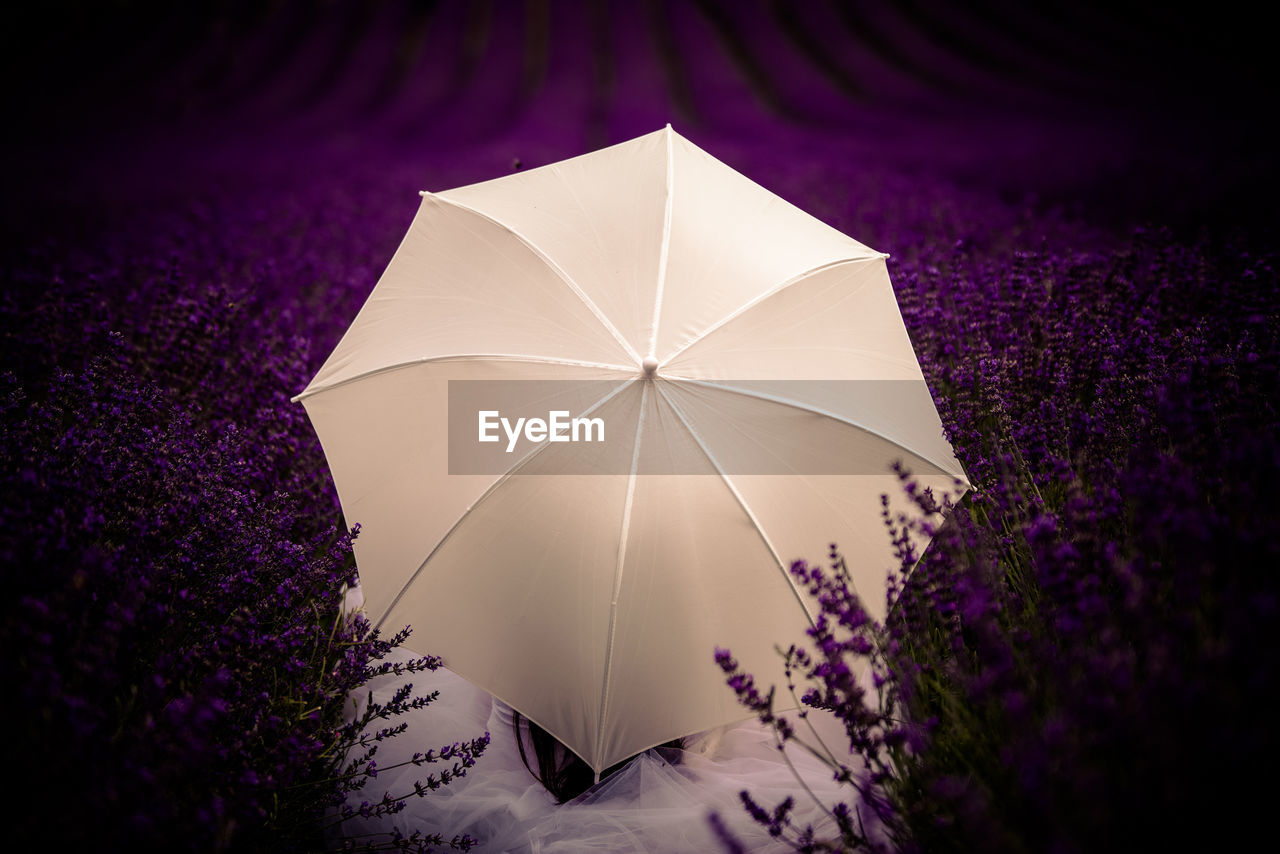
left=4, top=0, right=1273, bottom=241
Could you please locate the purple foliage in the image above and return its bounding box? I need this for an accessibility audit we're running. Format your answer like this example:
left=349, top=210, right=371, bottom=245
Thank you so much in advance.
left=718, top=227, right=1280, bottom=851
left=0, top=216, right=484, bottom=850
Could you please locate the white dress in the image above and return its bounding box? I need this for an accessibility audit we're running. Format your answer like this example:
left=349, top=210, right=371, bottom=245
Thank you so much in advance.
left=336, top=646, right=871, bottom=853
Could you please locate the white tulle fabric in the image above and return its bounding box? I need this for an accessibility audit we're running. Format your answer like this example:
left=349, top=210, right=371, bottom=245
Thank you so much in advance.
left=338, top=647, right=861, bottom=853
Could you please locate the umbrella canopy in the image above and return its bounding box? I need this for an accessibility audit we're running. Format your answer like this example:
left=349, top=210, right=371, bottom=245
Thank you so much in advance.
left=295, top=126, right=966, bottom=774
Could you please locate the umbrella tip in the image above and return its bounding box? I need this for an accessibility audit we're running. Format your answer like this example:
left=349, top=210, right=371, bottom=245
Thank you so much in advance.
left=642, top=357, right=659, bottom=377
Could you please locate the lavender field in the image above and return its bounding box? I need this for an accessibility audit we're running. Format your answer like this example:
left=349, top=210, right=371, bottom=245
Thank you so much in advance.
left=3, top=2, right=1276, bottom=851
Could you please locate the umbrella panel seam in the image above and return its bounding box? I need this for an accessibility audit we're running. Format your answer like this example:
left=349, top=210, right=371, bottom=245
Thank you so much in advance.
left=671, top=377, right=965, bottom=479
left=661, top=254, right=886, bottom=367
left=653, top=382, right=818, bottom=628
left=432, top=192, right=643, bottom=367
left=645, top=124, right=676, bottom=363
left=372, top=377, right=638, bottom=631
left=293, top=354, right=638, bottom=402
left=593, top=380, right=651, bottom=773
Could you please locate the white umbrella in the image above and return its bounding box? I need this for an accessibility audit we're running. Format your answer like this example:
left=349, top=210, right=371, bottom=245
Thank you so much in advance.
left=294, top=126, right=966, bottom=774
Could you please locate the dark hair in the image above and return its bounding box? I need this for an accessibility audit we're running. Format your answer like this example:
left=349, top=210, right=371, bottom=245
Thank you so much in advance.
left=512, top=711, right=685, bottom=803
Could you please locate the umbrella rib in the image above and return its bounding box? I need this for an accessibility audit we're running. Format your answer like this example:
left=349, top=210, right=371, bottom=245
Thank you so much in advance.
left=661, top=254, right=885, bottom=366
left=291, top=354, right=635, bottom=403
left=431, top=192, right=643, bottom=365
left=372, top=377, right=639, bottom=630
left=645, top=124, right=676, bottom=362
left=672, top=377, right=964, bottom=478
left=653, top=382, right=818, bottom=628
left=594, top=379, right=650, bottom=774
